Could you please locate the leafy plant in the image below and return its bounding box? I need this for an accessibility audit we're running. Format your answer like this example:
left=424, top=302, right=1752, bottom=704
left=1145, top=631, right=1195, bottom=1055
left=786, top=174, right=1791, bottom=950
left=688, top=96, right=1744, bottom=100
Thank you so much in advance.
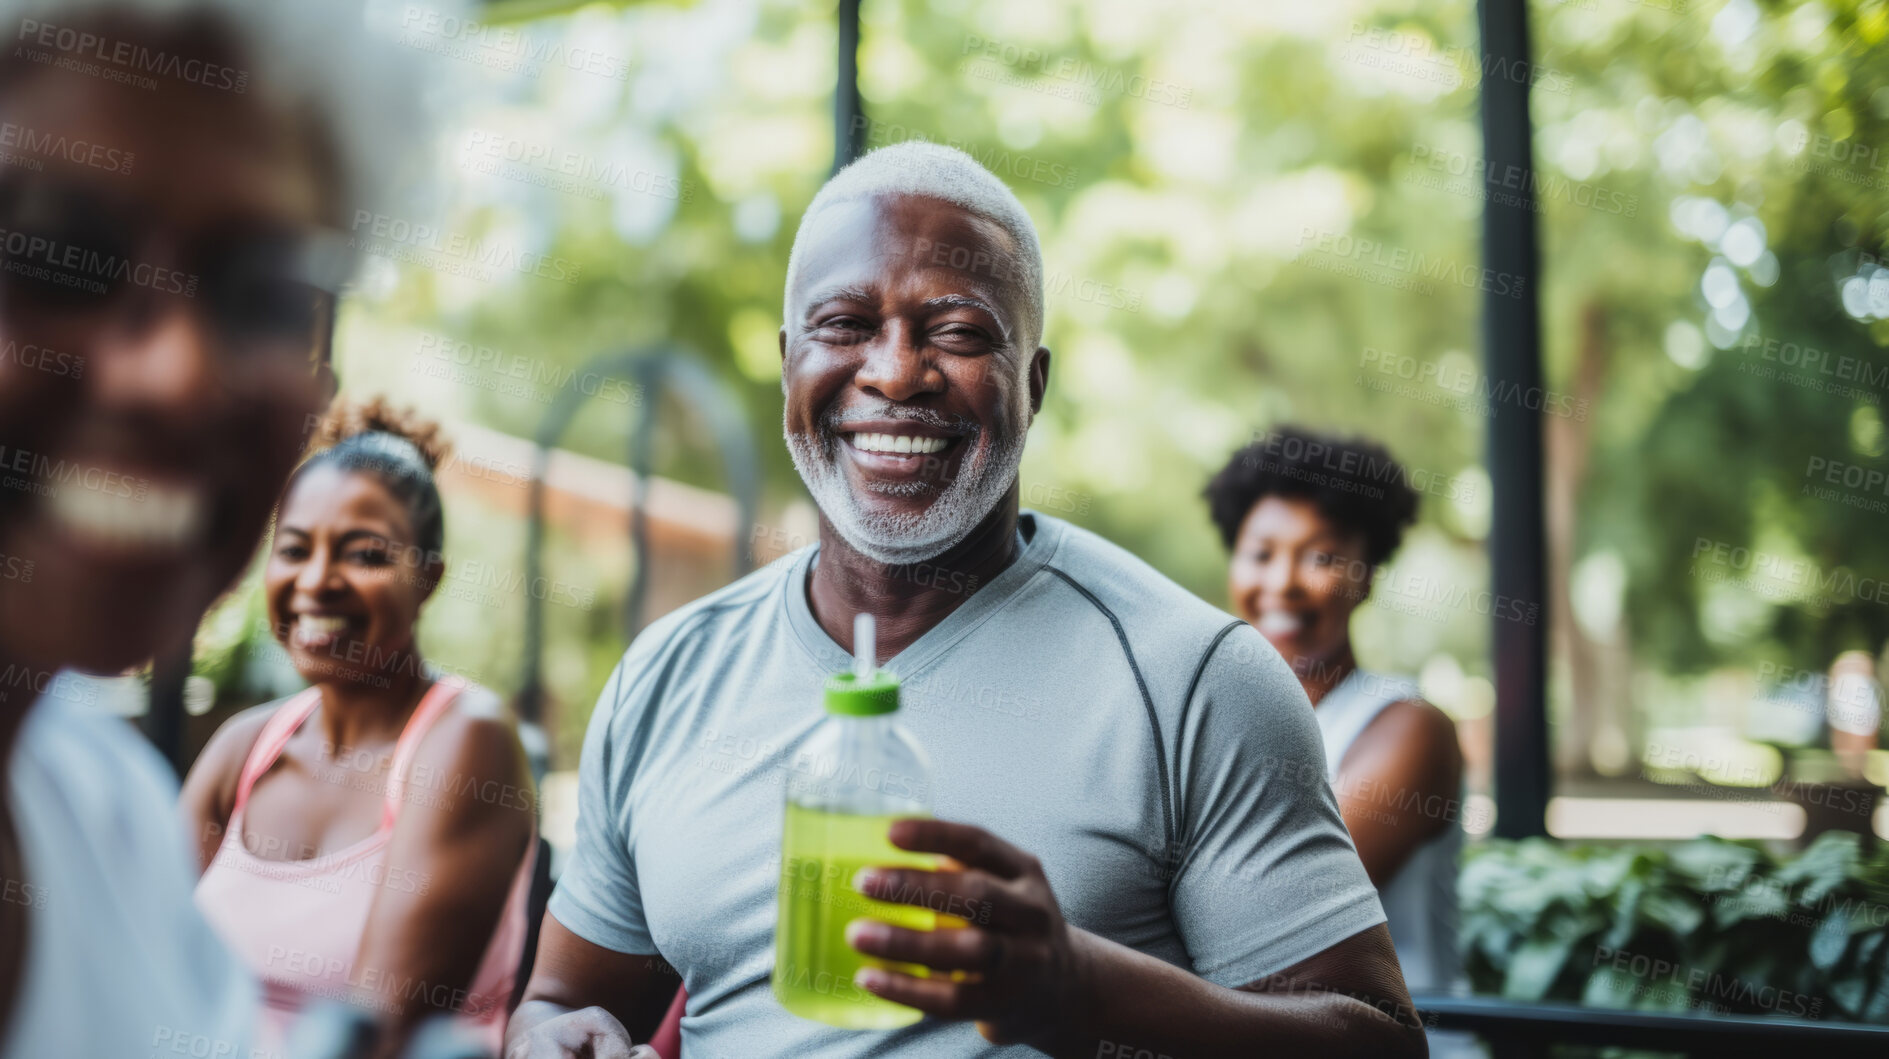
left=1461, top=833, right=1889, bottom=1022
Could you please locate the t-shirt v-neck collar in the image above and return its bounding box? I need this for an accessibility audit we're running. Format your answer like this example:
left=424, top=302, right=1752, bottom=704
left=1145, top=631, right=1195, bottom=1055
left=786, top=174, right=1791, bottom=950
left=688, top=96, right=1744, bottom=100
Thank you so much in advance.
left=784, top=511, right=1057, bottom=678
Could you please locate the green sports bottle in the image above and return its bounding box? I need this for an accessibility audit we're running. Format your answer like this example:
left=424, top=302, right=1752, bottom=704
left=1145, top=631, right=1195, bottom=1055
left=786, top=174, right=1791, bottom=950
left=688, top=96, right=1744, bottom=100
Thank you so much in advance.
left=773, top=614, right=938, bottom=1029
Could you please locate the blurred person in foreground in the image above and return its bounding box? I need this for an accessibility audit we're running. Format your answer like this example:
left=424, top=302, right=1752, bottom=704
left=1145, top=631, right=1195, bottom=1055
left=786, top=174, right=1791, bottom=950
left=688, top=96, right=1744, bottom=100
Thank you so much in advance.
left=0, top=1, right=419, bottom=1054
left=507, top=143, right=1422, bottom=1058
left=182, top=400, right=536, bottom=1055
left=1205, top=426, right=1465, bottom=997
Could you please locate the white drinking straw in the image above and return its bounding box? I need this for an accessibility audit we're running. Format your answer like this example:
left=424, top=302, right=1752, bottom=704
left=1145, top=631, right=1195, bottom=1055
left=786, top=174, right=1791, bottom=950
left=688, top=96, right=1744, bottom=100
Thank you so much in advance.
left=853, top=612, right=875, bottom=680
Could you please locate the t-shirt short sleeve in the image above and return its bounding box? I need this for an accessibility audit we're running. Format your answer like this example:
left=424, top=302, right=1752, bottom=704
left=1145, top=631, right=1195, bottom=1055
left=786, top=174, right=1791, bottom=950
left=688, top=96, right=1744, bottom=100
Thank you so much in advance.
left=5, top=692, right=257, bottom=1059
left=1169, top=625, right=1386, bottom=987
left=547, top=661, right=657, bottom=955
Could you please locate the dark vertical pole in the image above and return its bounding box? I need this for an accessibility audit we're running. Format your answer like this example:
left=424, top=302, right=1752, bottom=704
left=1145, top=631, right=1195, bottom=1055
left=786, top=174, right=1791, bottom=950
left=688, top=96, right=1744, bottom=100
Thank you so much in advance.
left=625, top=360, right=659, bottom=641
left=518, top=445, right=550, bottom=730
left=1479, top=0, right=1549, bottom=840
left=144, top=642, right=193, bottom=776
left=834, top=0, right=864, bottom=173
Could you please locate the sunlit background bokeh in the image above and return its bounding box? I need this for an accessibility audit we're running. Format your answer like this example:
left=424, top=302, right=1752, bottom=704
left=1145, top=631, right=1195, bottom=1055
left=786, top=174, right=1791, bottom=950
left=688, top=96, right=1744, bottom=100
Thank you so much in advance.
left=166, top=0, right=1889, bottom=859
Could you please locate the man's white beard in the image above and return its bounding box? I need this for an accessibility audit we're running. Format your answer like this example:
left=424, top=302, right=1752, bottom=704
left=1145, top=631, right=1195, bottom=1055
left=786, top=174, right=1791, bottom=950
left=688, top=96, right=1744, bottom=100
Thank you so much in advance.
left=785, top=401, right=1028, bottom=566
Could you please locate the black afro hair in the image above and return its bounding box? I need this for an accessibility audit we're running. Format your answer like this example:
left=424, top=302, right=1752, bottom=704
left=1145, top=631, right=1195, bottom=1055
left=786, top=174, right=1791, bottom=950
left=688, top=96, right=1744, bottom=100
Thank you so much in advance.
left=1204, top=425, right=1420, bottom=567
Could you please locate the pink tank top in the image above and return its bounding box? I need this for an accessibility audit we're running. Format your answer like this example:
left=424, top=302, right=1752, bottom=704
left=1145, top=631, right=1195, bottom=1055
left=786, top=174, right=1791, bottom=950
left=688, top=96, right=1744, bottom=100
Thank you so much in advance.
left=195, top=680, right=536, bottom=1054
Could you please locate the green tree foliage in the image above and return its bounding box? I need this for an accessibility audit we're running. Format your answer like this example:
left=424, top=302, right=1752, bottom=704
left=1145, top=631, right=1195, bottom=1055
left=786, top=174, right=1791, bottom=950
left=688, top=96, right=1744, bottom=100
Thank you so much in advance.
left=317, top=0, right=1889, bottom=762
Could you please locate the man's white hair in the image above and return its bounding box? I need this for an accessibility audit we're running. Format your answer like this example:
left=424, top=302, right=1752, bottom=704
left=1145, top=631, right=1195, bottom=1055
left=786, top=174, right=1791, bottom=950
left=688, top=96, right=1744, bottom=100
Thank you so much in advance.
left=783, top=141, right=1046, bottom=354
left=0, top=0, right=430, bottom=227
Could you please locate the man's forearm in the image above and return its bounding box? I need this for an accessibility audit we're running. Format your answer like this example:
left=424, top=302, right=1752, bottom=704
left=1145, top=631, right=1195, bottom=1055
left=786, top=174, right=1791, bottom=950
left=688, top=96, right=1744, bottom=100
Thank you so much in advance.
left=1041, top=930, right=1426, bottom=1059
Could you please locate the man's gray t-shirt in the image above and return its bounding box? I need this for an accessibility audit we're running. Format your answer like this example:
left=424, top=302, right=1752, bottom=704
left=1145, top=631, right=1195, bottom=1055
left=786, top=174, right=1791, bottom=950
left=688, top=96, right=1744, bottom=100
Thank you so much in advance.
left=550, top=511, right=1385, bottom=1058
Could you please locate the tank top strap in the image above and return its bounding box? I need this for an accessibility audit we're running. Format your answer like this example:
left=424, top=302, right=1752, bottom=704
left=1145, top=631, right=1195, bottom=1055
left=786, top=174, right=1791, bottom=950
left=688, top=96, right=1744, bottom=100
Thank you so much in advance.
left=381, top=677, right=468, bottom=829
left=1316, top=670, right=1419, bottom=777
left=231, top=687, right=325, bottom=814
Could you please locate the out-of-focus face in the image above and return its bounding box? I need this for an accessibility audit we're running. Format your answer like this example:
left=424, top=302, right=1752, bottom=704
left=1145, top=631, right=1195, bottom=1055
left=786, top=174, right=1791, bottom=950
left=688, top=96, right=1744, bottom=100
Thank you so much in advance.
left=1228, top=495, right=1374, bottom=674
left=0, top=65, right=337, bottom=675
left=781, top=193, right=1046, bottom=564
left=267, top=465, right=435, bottom=689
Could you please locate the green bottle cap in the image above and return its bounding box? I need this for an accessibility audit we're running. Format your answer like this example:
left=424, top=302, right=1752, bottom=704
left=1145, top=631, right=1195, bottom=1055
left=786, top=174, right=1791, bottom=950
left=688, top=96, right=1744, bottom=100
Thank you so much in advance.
left=824, top=670, right=900, bottom=716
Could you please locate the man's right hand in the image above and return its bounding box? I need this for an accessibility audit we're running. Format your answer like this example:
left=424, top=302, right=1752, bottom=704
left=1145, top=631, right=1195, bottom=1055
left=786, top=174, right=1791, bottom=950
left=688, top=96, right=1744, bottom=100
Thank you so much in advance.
left=506, top=915, right=680, bottom=1058
left=504, top=1005, right=653, bottom=1059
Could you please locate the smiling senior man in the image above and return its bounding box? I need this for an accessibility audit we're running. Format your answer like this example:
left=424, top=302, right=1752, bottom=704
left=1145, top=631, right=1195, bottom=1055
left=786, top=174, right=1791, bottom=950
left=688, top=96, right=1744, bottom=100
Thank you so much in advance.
left=507, top=142, right=1424, bottom=1059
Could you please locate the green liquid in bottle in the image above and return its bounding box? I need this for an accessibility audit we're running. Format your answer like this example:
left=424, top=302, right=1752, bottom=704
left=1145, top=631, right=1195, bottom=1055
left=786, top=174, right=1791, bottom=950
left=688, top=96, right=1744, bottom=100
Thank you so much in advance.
left=773, top=801, right=936, bottom=1028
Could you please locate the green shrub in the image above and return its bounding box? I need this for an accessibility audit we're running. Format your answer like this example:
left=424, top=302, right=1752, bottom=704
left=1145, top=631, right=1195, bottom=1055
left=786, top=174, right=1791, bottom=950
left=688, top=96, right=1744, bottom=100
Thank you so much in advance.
left=1460, top=833, right=1889, bottom=1022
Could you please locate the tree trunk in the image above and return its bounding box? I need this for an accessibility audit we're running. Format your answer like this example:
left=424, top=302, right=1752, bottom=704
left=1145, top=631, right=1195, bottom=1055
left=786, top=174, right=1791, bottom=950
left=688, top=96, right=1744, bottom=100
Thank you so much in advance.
left=1546, top=299, right=1630, bottom=778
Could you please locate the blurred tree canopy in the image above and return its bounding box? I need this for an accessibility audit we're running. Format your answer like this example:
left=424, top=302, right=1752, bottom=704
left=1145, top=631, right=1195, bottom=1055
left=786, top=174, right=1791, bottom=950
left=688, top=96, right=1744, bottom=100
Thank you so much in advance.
left=283, top=0, right=1889, bottom=772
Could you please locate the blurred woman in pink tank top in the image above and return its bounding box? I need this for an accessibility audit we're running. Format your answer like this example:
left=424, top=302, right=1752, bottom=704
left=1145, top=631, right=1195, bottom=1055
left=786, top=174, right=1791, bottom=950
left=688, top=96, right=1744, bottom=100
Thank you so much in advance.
left=180, top=399, right=537, bottom=1056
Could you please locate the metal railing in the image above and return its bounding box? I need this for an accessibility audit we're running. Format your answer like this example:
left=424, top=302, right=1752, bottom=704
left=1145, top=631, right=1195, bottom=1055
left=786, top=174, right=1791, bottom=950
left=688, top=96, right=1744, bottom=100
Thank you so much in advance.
left=1412, top=993, right=1889, bottom=1058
